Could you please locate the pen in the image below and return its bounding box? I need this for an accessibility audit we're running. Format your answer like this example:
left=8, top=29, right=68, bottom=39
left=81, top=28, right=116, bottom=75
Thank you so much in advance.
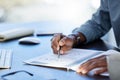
left=36, top=33, right=54, bottom=36
left=57, top=33, right=62, bottom=58
left=58, top=46, right=61, bottom=58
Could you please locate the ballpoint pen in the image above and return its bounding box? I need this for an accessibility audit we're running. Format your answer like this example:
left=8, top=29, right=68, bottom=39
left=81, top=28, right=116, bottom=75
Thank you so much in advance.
left=58, top=46, right=61, bottom=58
left=57, top=33, right=62, bottom=58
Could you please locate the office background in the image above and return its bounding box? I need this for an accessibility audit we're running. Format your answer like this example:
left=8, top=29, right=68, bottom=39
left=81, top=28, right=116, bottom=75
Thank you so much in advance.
left=0, top=0, right=116, bottom=47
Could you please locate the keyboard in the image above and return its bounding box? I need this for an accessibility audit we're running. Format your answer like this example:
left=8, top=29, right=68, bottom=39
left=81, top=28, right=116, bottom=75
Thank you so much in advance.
left=0, top=49, right=13, bottom=69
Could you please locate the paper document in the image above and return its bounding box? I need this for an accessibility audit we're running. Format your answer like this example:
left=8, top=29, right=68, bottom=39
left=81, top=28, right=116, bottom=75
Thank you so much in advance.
left=0, top=28, right=34, bottom=41
left=24, top=49, right=103, bottom=71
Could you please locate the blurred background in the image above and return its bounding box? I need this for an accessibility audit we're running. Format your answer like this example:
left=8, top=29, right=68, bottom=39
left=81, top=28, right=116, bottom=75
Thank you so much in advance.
left=0, top=0, right=116, bottom=46
left=0, top=0, right=99, bottom=24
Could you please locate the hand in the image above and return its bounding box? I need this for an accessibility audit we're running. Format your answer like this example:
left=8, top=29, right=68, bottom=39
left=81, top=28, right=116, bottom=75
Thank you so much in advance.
left=51, top=33, right=75, bottom=54
left=77, top=55, right=108, bottom=75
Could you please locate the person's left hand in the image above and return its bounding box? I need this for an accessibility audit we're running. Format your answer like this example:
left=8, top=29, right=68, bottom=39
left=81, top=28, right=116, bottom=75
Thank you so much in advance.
left=77, top=55, right=108, bottom=75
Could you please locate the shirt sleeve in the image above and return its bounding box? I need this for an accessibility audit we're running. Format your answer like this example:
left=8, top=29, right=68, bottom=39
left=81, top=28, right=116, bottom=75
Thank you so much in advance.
left=106, top=50, right=120, bottom=80
left=72, top=0, right=112, bottom=43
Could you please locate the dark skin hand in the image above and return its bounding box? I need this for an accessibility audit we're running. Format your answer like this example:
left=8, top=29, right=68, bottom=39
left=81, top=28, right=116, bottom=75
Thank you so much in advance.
left=51, top=32, right=86, bottom=54
left=51, top=33, right=74, bottom=54
left=77, top=55, right=108, bottom=75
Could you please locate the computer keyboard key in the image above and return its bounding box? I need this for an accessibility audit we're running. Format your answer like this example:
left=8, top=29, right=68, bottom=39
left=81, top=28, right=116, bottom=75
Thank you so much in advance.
left=0, top=49, right=13, bottom=69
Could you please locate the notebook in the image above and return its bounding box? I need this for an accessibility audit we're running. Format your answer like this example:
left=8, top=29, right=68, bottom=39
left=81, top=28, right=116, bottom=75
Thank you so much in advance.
left=24, top=49, right=103, bottom=71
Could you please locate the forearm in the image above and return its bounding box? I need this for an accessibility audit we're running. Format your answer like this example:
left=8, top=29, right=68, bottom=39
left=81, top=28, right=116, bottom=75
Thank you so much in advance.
left=71, top=0, right=111, bottom=43
left=72, top=18, right=111, bottom=43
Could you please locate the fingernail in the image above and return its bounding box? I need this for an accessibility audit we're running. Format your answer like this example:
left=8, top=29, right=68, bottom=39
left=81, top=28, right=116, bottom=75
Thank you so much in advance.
left=60, top=50, right=64, bottom=54
left=59, top=41, right=65, bottom=46
left=76, top=70, right=81, bottom=73
left=77, top=68, right=87, bottom=74
left=94, top=71, right=98, bottom=75
left=94, top=71, right=97, bottom=74
left=76, top=69, right=82, bottom=73
left=57, top=46, right=59, bottom=51
left=82, top=70, right=87, bottom=74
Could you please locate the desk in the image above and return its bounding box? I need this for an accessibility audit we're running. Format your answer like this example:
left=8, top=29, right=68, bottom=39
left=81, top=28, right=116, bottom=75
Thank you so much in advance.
left=0, top=21, right=113, bottom=80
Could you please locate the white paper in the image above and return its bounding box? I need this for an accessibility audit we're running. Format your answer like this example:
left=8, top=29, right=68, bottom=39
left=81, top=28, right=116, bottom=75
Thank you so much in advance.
left=0, top=28, right=34, bottom=41
left=24, top=49, right=103, bottom=70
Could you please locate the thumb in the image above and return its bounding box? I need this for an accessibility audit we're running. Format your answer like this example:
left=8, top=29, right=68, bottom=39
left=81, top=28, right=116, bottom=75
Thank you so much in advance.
left=59, top=38, right=66, bottom=46
left=56, top=39, right=65, bottom=51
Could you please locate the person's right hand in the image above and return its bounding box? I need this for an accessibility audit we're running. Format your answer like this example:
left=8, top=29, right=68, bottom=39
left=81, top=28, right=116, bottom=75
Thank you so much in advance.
left=51, top=33, right=75, bottom=54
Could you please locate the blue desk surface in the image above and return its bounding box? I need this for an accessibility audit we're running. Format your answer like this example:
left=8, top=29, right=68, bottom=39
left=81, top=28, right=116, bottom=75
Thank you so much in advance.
left=0, top=21, right=111, bottom=80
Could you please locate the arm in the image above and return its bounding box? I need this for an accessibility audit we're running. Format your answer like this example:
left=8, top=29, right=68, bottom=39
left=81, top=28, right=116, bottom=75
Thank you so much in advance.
left=72, top=0, right=112, bottom=43
left=51, top=0, right=112, bottom=54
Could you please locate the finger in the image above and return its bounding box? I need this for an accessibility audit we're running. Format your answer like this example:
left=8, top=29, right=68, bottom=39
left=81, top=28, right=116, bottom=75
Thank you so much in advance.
left=58, top=37, right=68, bottom=54
left=59, top=37, right=73, bottom=54
left=77, top=55, right=107, bottom=74
left=78, top=59, right=93, bottom=71
left=82, top=61, right=99, bottom=74
left=77, top=57, right=101, bottom=74
left=60, top=45, right=72, bottom=54
left=59, top=36, right=73, bottom=48
left=59, top=36, right=74, bottom=46
left=51, top=33, right=62, bottom=53
left=51, top=38, right=59, bottom=49
left=94, top=67, right=107, bottom=75
left=80, top=55, right=106, bottom=68
left=78, top=61, right=99, bottom=75
left=77, top=61, right=93, bottom=74
left=54, top=33, right=66, bottom=51
left=59, top=38, right=66, bottom=46
left=51, top=44, right=58, bottom=54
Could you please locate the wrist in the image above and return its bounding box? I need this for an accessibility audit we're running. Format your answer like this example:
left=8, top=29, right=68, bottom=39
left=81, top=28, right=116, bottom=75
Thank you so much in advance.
left=68, top=32, right=86, bottom=47
left=68, top=34, right=81, bottom=48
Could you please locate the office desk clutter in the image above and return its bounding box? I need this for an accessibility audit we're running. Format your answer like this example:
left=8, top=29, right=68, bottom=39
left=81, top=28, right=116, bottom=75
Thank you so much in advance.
left=18, top=37, right=40, bottom=44
left=0, top=28, right=34, bottom=41
left=0, top=22, right=112, bottom=80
